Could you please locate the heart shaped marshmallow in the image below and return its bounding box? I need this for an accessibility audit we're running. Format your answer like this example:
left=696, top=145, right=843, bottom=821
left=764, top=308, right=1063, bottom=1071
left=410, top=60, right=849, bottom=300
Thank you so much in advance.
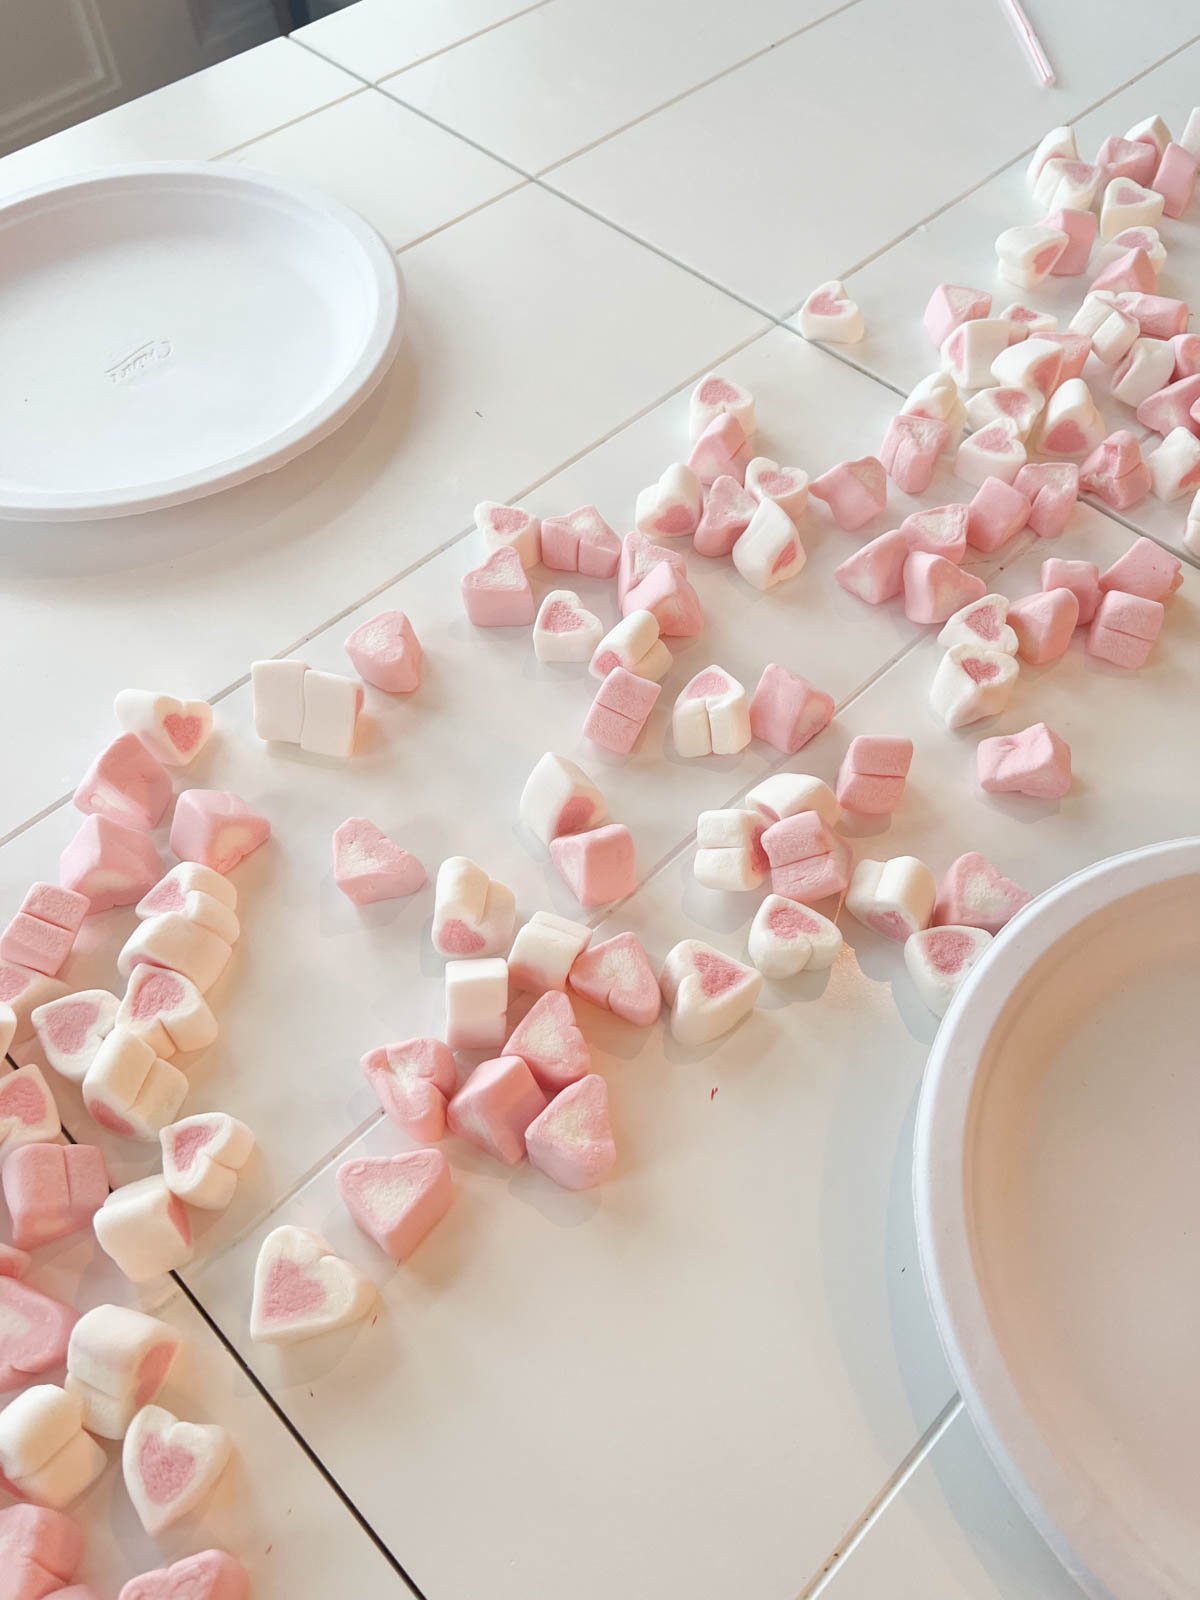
left=250, top=1226, right=375, bottom=1346
left=123, top=1404, right=231, bottom=1535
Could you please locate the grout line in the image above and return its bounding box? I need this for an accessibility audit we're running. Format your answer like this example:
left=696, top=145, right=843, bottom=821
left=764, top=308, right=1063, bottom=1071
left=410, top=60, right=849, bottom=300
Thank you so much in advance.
left=357, top=0, right=558, bottom=82
left=794, top=1395, right=964, bottom=1597
left=392, top=178, right=529, bottom=254
left=212, top=80, right=370, bottom=159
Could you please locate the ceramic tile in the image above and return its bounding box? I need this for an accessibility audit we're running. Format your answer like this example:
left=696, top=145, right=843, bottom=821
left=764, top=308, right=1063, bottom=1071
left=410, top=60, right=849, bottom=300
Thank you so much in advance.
left=295, top=0, right=554, bottom=82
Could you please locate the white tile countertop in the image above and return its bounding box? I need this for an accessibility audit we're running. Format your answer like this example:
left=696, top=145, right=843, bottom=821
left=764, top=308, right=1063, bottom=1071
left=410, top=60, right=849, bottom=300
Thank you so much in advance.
left=0, top=3, right=1198, bottom=1594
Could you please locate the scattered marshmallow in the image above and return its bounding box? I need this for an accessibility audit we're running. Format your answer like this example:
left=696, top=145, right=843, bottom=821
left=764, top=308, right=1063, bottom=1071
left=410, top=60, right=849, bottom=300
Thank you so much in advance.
left=0, top=1066, right=60, bottom=1162
left=929, top=645, right=1018, bottom=729
left=65, top=1305, right=180, bottom=1441
left=942, top=319, right=1015, bottom=388
left=161, top=1113, right=253, bottom=1210
left=1009, top=588, right=1080, bottom=664
left=138, top=863, right=237, bottom=919
left=1110, top=335, right=1175, bottom=406
left=760, top=811, right=851, bottom=904
left=123, top=1403, right=231, bottom=1535
left=995, top=223, right=1067, bottom=288
left=32, top=990, right=117, bottom=1082
left=73, top=736, right=171, bottom=832
left=954, top=420, right=1025, bottom=488
left=344, top=610, right=423, bottom=693
left=1100, top=177, right=1165, bottom=239
left=694, top=809, right=768, bottom=891
left=617, top=531, right=685, bottom=608
left=746, top=773, right=839, bottom=828
left=569, top=933, right=661, bottom=1027
left=119, top=1551, right=248, bottom=1600
left=1188, top=490, right=1200, bottom=558
left=880, top=414, right=949, bottom=494
left=339, top=1149, right=453, bottom=1260
left=362, top=1037, right=456, bottom=1144
left=0, top=966, right=69, bottom=1051
left=963, top=387, right=1042, bottom=440
left=250, top=660, right=306, bottom=743
left=432, top=857, right=514, bottom=957
left=59, top=816, right=161, bottom=913
left=589, top=611, right=671, bottom=682
left=923, top=284, right=991, bottom=350
left=1151, top=142, right=1198, bottom=217
left=1087, top=590, right=1164, bottom=669
left=997, top=301, right=1058, bottom=335
left=937, top=594, right=1018, bottom=655
left=688, top=413, right=752, bottom=486
left=1013, top=462, right=1079, bottom=538
left=170, top=789, right=269, bottom=875
left=902, top=552, right=985, bottom=625
left=901, top=503, right=968, bottom=562
left=965, top=477, right=1030, bottom=553
left=901, top=371, right=966, bottom=434
left=660, top=941, right=762, bottom=1046
left=300, top=670, right=363, bottom=758
left=333, top=818, right=425, bottom=904
left=549, top=824, right=636, bottom=907
left=623, top=559, right=704, bottom=638
left=113, top=691, right=212, bottom=768
left=0, top=1504, right=83, bottom=1595
left=1026, top=126, right=1076, bottom=188
left=1183, top=107, right=1200, bottom=161
left=1070, top=292, right=1138, bottom=364
left=540, top=505, right=620, bottom=578
left=1096, top=135, right=1157, bottom=186
left=1137, top=373, right=1200, bottom=436
left=1040, top=208, right=1096, bottom=276
left=744, top=458, right=809, bottom=521
left=1042, top=556, right=1101, bottom=623
left=989, top=335, right=1062, bottom=397
left=583, top=667, right=661, bottom=755
left=520, top=754, right=606, bottom=847
left=2, top=1144, right=106, bottom=1250
left=748, top=664, right=834, bottom=754
left=834, top=529, right=910, bottom=605
left=473, top=502, right=540, bottom=568
left=249, top=1225, right=375, bottom=1344
left=532, top=591, right=604, bottom=663
left=836, top=736, right=913, bottom=816
left=809, top=457, right=887, bottom=531
left=1040, top=330, right=1092, bottom=382
left=978, top=722, right=1072, bottom=799
left=798, top=279, right=864, bottom=342
left=94, top=1176, right=192, bottom=1282
left=82, top=1030, right=187, bottom=1142
left=1033, top=378, right=1104, bottom=458
left=935, top=852, right=1031, bottom=933
left=1090, top=245, right=1157, bottom=295
left=1079, top=430, right=1152, bottom=509
left=1099, top=536, right=1182, bottom=602
left=525, top=1075, right=616, bottom=1191
left=1170, top=332, right=1200, bottom=379
left=508, top=911, right=591, bottom=995
left=1034, top=157, right=1101, bottom=213
left=117, top=915, right=232, bottom=994
left=1098, top=223, right=1166, bottom=274
left=693, top=476, right=756, bottom=558
left=1114, top=292, right=1188, bottom=340
left=904, top=926, right=993, bottom=1016
left=846, top=856, right=936, bottom=942
left=0, top=886, right=88, bottom=978
left=673, top=666, right=751, bottom=758
left=444, top=958, right=508, bottom=1051
left=504, top=990, right=590, bottom=1093
left=689, top=373, right=756, bottom=442
left=747, top=896, right=842, bottom=979
left=0, top=1276, right=74, bottom=1393
left=0, top=1386, right=106, bottom=1509
left=634, top=464, right=702, bottom=539
left=461, top=546, right=535, bottom=627
left=447, top=1054, right=547, bottom=1165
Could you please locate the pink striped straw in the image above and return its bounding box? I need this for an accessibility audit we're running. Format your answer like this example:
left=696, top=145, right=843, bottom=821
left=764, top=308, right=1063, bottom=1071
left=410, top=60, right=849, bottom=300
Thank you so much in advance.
left=996, top=0, right=1056, bottom=86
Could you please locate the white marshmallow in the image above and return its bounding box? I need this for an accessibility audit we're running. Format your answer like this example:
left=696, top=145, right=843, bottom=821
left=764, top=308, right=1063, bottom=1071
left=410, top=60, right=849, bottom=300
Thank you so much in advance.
left=519, top=754, right=606, bottom=848
left=432, top=857, right=515, bottom=958
left=732, top=499, right=805, bottom=590
left=508, top=911, right=590, bottom=995
left=1033, top=377, right=1105, bottom=458
left=798, top=279, right=864, bottom=343
left=930, top=645, right=1018, bottom=729
left=444, top=958, right=508, bottom=1050
left=689, top=372, right=756, bottom=443
left=93, top=1176, right=193, bottom=1282
left=1069, top=292, right=1137, bottom=364
left=1033, top=157, right=1101, bottom=212
left=748, top=894, right=842, bottom=979
left=118, top=914, right=231, bottom=993
left=0, top=1065, right=60, bottom=1160
left=745, top=773, right=838, bottom=827
left=161, top=1112, right=254, bottom=1210
left=995, top=223, right=1067, bottom=288
left=1186, top=489, right=1200, bottom=558
left=1124, top=115, right=1171, bottom=160
left=954, top=419, right=1025, bottom=487
left=251, top=659, right=306, bottom=743
left=672, top=666, right=751, bottom=758
left=1097, top=225, right=1167, bottom=274
left=32, top=989, right=117, bottom=1082
left=941, top=319, right=1013, bottom=388
left=588, top=610, right=671, bottom=682
left=1110, top=335, right=1176, bottom=406
left=137, top=862, right=237, bottom=916
left=846, top=857, right=936, bottom=941
left=634, top=463, right=702, bottom=538
left=1148, top=428, right=1200, bottom=501
left=1099, top=177, right=1165, bottom=240
left=0, top=1385, right=106, bottom=1508
left=474, top=501, right=541, bottom=568
left=743, top=457, right=810, bottom=521
left=532, top=590, right=603, bottom=663
left=113, top=690, right=213, bottom=767
left=937, top=594, right=1018, bottom=655
left=901, top=372, right=966, bottom=437
left=904, top=925, right=993, bottom=1016
left=300, top=669, right=362, bottom=758
left=83, top=1029, right=187, bottom=1142
left=0, top=967, right=69, bottom=1049
left=123, top=1404, right=231, bottom=1535
left=997, top=303, right=1058, bottom=337
left=963, top=387, right=1043, bottom=440
left=0, top=1002, right=14, bottom=1059
left=1026, top=125, right=1076, bottom=189
left=694, top=810, right=768, bottom=892
left=65, top=1304, right=181, bottom=1440
left=250, top=1225, right=375, bottom=1345
left=989, top=336, right=1063, bottom=398
left=659, top=940, right=763, bottom=1046
left=1180, top=108, right=1200, bottom=161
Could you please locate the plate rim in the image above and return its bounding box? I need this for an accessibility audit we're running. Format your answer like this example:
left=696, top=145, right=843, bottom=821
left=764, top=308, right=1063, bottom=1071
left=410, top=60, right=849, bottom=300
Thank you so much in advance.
left=0, top=160, right=404, bottom=521
left=913, top=835, right=1200, bottom=1600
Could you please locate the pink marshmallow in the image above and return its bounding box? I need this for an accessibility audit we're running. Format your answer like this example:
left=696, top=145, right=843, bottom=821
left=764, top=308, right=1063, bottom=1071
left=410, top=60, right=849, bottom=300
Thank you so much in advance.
left=901, top=503, right=968, bottom=562
left=549, top=824, right=635, bottom=909
left=687, top=413, right=752, bottom=486
left=1008, top=588, right=1080, bottom=664
left=338, top=1148, right=452, bottom=1262
left=693, top=476, right=756, bottom=557
left=343, top=610, right=422, bottom=694
left=1013, top=462, right=1079, bottom=539
left=1041, top=557, right=1101, bottom=623
left=1079, top=431, right=1152, bottom=510
left=0, top=886, right=87, bottom=979
left=635, top=464, right=702, bottom=538
left=1096, top=135, right=1157, bottom=186
left=809, top=457, right=887, bottom=531
left=902, top=552, right=985, bottom=625
left=0, top=1278, right=76, bottom=1393
left=835, top=735, right=913, bottom=816
left=1137, top=374, right=1200, bottom=436
left=834, top=528, right=910, bottom=605
left=1089, top=246, right=1157, bottom=295
left=363, top=1037, right=456, bottom=1145
left=332, top=818, right=426, bottom=904
left=583, top=668, right=661, bottom=755
left=922, top=283, right=991, bottom=349
left=965, top=476, right=1030, bottom=553
left=1, top=1144, right=107, bottom=1251
left=934, top=851, right=1031, bottom=933
left=1041, top=207, right=1096, bottom=275
left=1099, top=536, right=1182, bottom=601
left=616, top=531, right=686, bottom=607
left=169, top=790, right=269, bottom=875
left=623, top=560, right=704, bottom=638
left=118, top=964, right=216, bottom=1058
left=978, top=722, right=1072, bottom=799
left=1151, top=141, right=1198, bottom=217
left=540, top=506, right=620, bottom=578
left=1039, top=330, right=1091, bottom=382
left=525, top=1075, right=616, bottom=1191
left=504, top=990, right=590, bottom=1092
left=447, top=1055, right=547, bottom=1166
left=879, top=414, right=949, bottom=494
left=761, top=812, right=851, bottom=905
left=997, top=302, right=1058, bottom=337
left=568, top=932, right=660, bottom=1027
left=72, top=736, right=171, bottom=832
left=118, top=1551, right=248, bottom=1600
left=461, top=546, right=535, bottom=627
left=1114, top=292, right=1189, bottom=340
left=1170, top=332, right=1200, bottom=380
left=1087, top=590, right=1164, bottom=667
left=0, top=1244, right=31, bottom=1278
left=0, top=1504, right=83, bottom=1598
left=59, top=817, right=161, bottom=913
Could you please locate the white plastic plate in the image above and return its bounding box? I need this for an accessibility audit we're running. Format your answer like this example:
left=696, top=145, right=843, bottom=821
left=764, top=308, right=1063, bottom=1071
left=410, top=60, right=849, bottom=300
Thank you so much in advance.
left=0, top=162, right=404, bottom=520
left=915, top=837, right=1200, bottom=1600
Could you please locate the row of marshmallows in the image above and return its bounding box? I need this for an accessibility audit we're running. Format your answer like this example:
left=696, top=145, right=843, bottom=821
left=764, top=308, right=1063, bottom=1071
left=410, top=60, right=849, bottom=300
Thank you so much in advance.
left=1, top=1502, right=245, bottom=1600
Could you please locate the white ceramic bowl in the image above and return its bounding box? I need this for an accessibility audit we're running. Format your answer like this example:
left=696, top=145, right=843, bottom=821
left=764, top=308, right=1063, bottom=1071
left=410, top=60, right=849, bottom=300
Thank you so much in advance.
left=915, top=837, right=1200, bottom=1600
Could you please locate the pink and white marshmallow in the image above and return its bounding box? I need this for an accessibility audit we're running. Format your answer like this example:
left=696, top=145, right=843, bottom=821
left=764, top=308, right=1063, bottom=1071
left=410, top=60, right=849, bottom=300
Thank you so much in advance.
left=995, top=223, right=1068, bottom=288
left=1079, top=430, right=1152, bottom=509
left=0, top=966, right=68, bottom=1051
left=1013, top=462, right=1079, bottom=538
left=118, top=965, right=217, bottom=1057
left=114, top=691, right=212, bottom=768
left=447, top=1054, right=547, bottom=1165
left=119, top=1550, right=248, bottom=1600
left=746, top=772, right=839, bottom=828
left=1136, top=373, right=1200, bottom=436
left=1008, top=588, right=1080, bottom=664
left=338, top=1149, right=453, bottom=1261
left=904, top=926, right=993, bottom=1015
left=997, top=301, right=1058, bottom=336
left=1110, top=336, right=1176, bottom=407
left=161, top=1113, right=253, bottom=1210
left=694, top=476, right=756, bottom=558
left=673, top=666, right=751, bottom=757
left=31, top=990, right=117, bottom=1082
left=748, top=665, right=834, bottom=754
left=589, top=611, right=671, bottom=682
left=250, top=1225, right=375, bottom=1345
left=123, top=1403, right=231, bottom=1535
left=935, top=852, right=1031, bottom=932
left=1087, top=590, right=1164, bottom=668
left=617, top=531, right=685, bottom=607
left=835, top=736, right=913, bottom=816
left=532, top=591, right=604, bottom=663
left=954, top=421, right=1025, bottom=488
left=65, top=1305, right=180, bottom=1440
left=744, top=457, right=810, bottom=521
left=978, top=722, right=1072, bottom=799
left=747, top=896, right=841, bottom=980
left=622, top=559, right=704, bottom=638
left=902, top=372, right=965, bottom=435
left=660, top=941, right=762, bottom=1046
left=540, top=506, right=620, bottom=578
left=938, top=594, right=1018, bottom=655
left=760, top=812, right=851, bottom=905
left=432, top=857, right=514, bottom=957
left=1100, top=177, right=1164, bottom=239
left=344, top=610, right=423, bottom=693
left=461, top=546, right=535, bottom=627
left=520, top=753, right=606, bottom=847
left=846, top=856, right=936, bottom=942
left=1042, top=556, right=1100, bottom=623
left=798, top=280, right=863, bottom=342
left=929, top=645, right=1018, bottom=728
left=549, top=824, right=636, bottom=908
left=689, top=373, right=756, bottom=442
left=73, top=736, right=171, bottom=832
left=966, top=477, right=1030, bottom=553
left=504, top=990, right=590, bottom=1093
left=0, top=1066, right=61, bottom=1162
left=1033, top=379, right=1104, bottom=458
left=1026, top=125, right=1076, bottom=188
left=989, top=335, right=1063, bottom=399
left=1040, top=208, right=1096, bottom=276
left=732, top=499, right=805, bottom=590
left=2, top=1144, right=107, bottom=1250
left=688, top=413, right=752, bottom=486
left=963, top=387, right=1043, bottom=440
left=569, top=933, right=660, bottom=1027
left=1090, top=247, right=1157, bottom=296
left=0, top=1277, right=74, bottom=1393
left=1034, top=158, right=1101, bottom=213
left=835, top=529, right=910, bottom=605
left=694, top=809, right=768, bottom=892
left=118, top=914, right=232, bottom=994
left=584, top=667, right=662, bottom=755
left=902, top=503, right=968, bottom=562
left=634, top=464, right=702, bottom=539
left=473, top=501, right=541, bottom=568
left=1069, top=292, right=1138, bottom=364
left=444, top=958, right=508, bottom=1051
left=941, top=320, right=1015, bottom=389
left=170, top=789, right=269, bottom=875
left=60, top=816, right=161, bottom=913
left=507, top=911, right=590, bottom=996
left=923, top=284, right=992, bottom=350
left=82, top=1030, right=187, bottom=1142
left=138, top=862, right=236, bottom=919
left=333, top=818, right=425, bottom=904
left=809, top=457, right=887, bottom=531
left=1148, top=428, right=1200, bottom=500
left=0, top=885, right=88, bottom=979
left=1098, top=224, right=1166, bottom=274
left=902, top=552, right=985, bottom=625
left=880, top=414, right=949, bottom=494
left=0, top=1386, right=106, bottom=1509
left=1100, top=536, right=1182, bottom=602
left=0, top=1504, right=83, bottom=1596
left=363, top=1037, right=456, bottom=1144
left=1097, top=136, right=1157, bottom=186
left=525, top=1075, right=616, bottom=1191
left=1113, top=292, right=1188, bottom=340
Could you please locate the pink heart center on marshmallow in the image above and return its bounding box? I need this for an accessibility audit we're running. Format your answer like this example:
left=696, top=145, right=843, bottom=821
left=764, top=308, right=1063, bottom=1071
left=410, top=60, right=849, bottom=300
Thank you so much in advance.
left=541, top=601, right=584, bottom=633
left=808, top=291, right=845, bottom=316
left=263, top=1258, right=325, bottom=1323
left=688, top=671, right=729, bottom=698
left=655, top=503, right=694, bottom=535
left=767, top=903, right=820, bottom=940
left=693, top=950, right=742, bottom=997
left=1044, top=420, right=1087, bottom=453
left=490, top=507, right=527, bottom=535
left=439, top=919, right=485, bottom=955
left=966, top=606, right=1001, bottom=640
left=924, top=929, right=975, bottom=975
left=142, top=878, right=185, bottom=913
left=963, top=657, right=1000, bottom=683
left=868, top=911, right=910, bottom=940
left=132, top=970, right=185, bottom=1020
left=139, top=1432, right=196, bottom=1506
left=699, top=378, right=740, bottom=405
left=172, top=1124, right=216, bottom=1173
left=0, top=1078, right=44, bottom=1125
left=555, top=796, right=595, bottom=834
left=44, top=999, right=100, bottom=1052
left=759, top=471, right=795, bottom=496
left=163, top=713, right=202, bottom=753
